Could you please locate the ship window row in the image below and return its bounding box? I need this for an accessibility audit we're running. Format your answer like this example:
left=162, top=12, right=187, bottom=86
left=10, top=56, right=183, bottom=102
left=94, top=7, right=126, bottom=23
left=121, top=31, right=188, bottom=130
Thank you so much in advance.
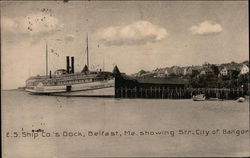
left=49, top=79, right=93, bottom=85
left=27, top=77, right=105, bottom=86
left=57, top=78, right=104, bottom=83
left=57, top=79, right=93, bottom=85
left=55, top=75, right=97, bottom=80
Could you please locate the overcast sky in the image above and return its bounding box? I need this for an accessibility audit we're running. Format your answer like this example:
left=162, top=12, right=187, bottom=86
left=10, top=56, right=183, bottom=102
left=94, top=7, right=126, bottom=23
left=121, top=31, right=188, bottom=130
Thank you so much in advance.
left=1, top=1, right=248, bottom=89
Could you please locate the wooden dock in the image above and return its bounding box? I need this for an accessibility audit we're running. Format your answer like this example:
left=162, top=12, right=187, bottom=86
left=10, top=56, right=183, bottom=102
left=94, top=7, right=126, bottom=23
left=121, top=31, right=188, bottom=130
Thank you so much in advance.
left=114, top=74, right=247, bottom=99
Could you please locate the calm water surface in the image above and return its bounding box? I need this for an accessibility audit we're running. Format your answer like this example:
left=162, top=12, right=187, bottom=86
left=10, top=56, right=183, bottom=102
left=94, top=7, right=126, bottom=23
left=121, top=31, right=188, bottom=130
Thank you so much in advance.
left=2, top=90, right=249, bottom=157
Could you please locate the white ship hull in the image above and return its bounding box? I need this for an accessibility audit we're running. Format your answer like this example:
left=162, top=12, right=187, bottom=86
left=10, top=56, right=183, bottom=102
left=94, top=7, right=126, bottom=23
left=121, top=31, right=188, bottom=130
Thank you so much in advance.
left=25, top=79, right=115, bottom=97
left=51, top=86, right=114, bottom=97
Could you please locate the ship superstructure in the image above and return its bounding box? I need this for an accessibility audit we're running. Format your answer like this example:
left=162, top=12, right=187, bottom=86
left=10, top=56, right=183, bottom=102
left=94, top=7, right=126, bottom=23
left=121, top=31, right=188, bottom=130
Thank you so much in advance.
left=25, top=35, right=116, bottom=96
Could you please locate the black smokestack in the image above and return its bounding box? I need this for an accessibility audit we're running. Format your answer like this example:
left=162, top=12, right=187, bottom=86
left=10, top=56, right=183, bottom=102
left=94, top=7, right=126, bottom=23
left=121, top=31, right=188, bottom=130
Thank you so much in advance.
left=49, top=71, right=52, bottom=78
left=66, top=56, right=70, bottom=73
left=71, top=56, right=74, bottom=73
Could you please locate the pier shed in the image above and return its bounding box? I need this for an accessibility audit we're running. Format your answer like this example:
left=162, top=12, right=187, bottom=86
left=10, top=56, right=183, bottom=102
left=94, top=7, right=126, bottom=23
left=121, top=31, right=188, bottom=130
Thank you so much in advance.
left=115, top=74, right=189, bottom=99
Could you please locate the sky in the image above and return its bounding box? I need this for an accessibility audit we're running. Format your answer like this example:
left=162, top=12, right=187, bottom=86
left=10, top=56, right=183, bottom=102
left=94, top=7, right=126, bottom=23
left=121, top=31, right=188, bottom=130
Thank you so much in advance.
left=1, top=1, right=249, bottom=89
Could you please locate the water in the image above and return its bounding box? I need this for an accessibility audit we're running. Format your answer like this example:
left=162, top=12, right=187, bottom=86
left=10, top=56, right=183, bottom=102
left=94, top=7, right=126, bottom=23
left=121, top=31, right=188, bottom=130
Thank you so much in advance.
left=2, top=90, right=249, bottom=157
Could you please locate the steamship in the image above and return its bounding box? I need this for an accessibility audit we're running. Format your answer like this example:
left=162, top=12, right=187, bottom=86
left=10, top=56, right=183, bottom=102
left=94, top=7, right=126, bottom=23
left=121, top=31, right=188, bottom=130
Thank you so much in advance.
left=25, top=36, right=118, bottom=97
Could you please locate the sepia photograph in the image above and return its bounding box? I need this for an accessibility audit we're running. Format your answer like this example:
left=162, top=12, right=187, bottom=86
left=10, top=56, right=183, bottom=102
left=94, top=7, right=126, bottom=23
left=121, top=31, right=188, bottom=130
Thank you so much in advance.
left=1, top=0, right=249, bottom=157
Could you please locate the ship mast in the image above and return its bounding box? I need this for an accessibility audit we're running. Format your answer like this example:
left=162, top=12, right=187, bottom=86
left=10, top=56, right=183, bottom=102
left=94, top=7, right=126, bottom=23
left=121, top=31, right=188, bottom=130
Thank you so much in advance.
left=46, top=42, right=48, bottom=76
left=103, top=57, right=105, bottom=71
left=86, top=33, right=89, bottom=68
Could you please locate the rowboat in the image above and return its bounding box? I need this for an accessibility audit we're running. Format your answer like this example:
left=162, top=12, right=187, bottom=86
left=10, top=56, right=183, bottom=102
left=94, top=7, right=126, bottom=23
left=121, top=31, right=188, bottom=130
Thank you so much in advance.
left=193, top=94, right=206, bottom=101
left=236, top=97, right=245, bottom=103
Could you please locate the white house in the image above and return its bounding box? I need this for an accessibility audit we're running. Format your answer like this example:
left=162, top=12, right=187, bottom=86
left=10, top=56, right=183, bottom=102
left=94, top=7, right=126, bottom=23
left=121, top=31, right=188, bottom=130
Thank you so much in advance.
left=240, top=64, right=249, bottom=75
left=220, top=67, right=228, bottom=76
left=200, top=70, right=206, bottom=75
left=164, top=69, right=169, bottom=76
left=153, top=68, right=166, bottom=78
left=183, top=67, right=193, bottom=76
left=164, top=68, right=174, bottom=76
left=171, top=66, right=182, bottom=75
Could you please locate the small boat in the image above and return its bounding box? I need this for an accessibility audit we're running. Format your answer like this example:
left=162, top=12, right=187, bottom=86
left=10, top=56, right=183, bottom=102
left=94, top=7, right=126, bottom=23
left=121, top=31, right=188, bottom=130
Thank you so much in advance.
left=236, top=97, right=245, bottom=103
left=193, top=94, right=206, bottom=101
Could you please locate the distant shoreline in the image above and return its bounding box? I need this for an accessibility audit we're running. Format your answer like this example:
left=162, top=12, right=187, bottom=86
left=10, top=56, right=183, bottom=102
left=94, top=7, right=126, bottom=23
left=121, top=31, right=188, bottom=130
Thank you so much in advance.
left=2, top=88, right=24, bottom=91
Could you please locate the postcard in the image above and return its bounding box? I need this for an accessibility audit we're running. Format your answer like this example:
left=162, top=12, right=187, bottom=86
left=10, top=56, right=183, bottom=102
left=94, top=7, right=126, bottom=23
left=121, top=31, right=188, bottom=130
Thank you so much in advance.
left=1, top=1, right=249, bottom=157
